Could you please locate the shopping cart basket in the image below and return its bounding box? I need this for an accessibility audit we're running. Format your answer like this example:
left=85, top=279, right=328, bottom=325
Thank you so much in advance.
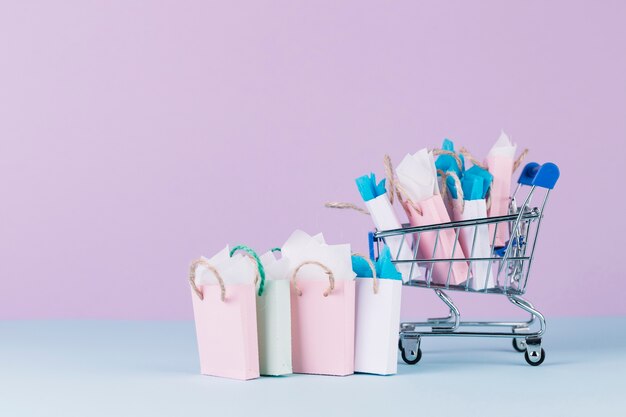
left=369, top=162, right=560, bottom=366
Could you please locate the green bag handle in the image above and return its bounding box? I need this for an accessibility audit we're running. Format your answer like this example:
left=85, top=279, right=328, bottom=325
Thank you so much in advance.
left=230, top=245, right=266, bottom=296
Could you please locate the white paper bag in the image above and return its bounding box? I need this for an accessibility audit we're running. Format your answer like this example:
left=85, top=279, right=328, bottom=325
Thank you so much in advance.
left=257, top=251, right=293, bottom=376
left=365, top=194, right=419, bottom=282
left=353, top=256, right=402, bottom=375
left=454, top=200, right=496, bottom=290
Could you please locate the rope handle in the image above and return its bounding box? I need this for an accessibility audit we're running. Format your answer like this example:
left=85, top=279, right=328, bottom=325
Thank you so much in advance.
left=189, top=258, right=226, bottom=302
left=431, top=148, right=463, bottom=172
left=459, top=147, right=487, bottom=169
left=291, top=261, right=335, bottom=297
left=460, top=146, right=529, bottom=173
left=230, top=245, right=266, bottom=296
left=385, top=154, right=424, bottom=217
left=352, top=253, right=378, bottom=294
left=325, top=154, right=401, bottom=215
left=324, top=202, right=369, bottom=215
left=438, top=169, right=465, bottom=213
left=512, top=149, right=529, bottom=172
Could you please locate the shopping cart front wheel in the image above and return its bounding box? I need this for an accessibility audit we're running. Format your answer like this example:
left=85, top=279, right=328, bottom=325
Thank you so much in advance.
left=524, top=347, right=546, bottom=366
left=399, top=336, right=422, bottom=365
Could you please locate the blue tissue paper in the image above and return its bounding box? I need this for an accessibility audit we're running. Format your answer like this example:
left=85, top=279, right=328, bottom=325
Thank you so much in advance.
left=355, top=173, right=387, bottom=202
left=462, top=166, right=493, bottom=200
left=435, top=138, right=465, bottom=176
left=351, top=246, right=402, bottom=280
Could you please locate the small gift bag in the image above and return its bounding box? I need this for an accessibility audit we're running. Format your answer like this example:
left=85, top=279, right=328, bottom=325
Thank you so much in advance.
left=434, top=138, right=465, bottom=218
left=485, top=131, right=531, bottom=247
left=446, top=168, right=496, bottom=290
left=352, top=249, right=402, bottom=375
left=256, top=249, right=293, bottom=376
left=396, top=149, right=469, bottom=285
left=354, top=171, right=417, bottom=282
left=188, top=246, right=262, bottom=380
left=282, top=230, right=356, bottom=376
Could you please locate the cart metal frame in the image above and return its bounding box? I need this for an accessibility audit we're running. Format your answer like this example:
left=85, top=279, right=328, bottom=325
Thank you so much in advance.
left=370, top=162, right=560, bottom=366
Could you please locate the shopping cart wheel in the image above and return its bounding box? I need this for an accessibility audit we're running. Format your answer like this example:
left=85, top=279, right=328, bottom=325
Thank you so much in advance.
left=512, top=338, right=527, bottom=352
left=524, top=348, right=545, bottom=366
left=401, top=347, right=422, bottom=365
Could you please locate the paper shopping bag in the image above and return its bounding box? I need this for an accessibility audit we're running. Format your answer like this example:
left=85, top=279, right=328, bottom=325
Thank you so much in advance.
left=189, top=257, right=260, bottom=380
left=445, top=169, right=495, bottom=290
left=397, top=149, right=469, bottom=285
left=485, top=132, right=516, bottom=247
left=356, top=172, right=417, bottom=282
left=404, top=195, right=469, bottom=285
left=290, top=261, right=356, bottom=376
left=256, top=250, right=293, bottom=376
left=352, top=252, right=402, bottom=375
left=453, top=200, right=495, bottom=290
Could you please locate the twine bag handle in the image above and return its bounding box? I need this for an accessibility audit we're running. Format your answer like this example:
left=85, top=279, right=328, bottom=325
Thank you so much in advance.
left=189, top=258, right=227, bottom=302
left=291, top=261, right=335, bottom=297
left=460, top=146, right=529, bottom=173
left=384, top=154, right=424, bottom=216
left=438, top=169, right=464, bottom=214
left=230, top=245, right=266, bottom=296
left=352, top=253, right=378, bottom=294
left=324, top=154, right=399, bottom=215
left=512, top=148, right=529, bottom=172
left=459, top=147, right=487, bottom=169
left=431, top=148, right=463, bottom=172
left=324, top=202, right=370, bottom=215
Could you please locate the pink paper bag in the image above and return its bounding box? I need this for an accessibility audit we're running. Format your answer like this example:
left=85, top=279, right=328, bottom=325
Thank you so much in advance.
left=290, top=261, right=356, bottom=376
left=189, top=259, right=260, bottom=380
left=403, top=195, right=468, bottom=285
left=485, top=132, right=516, bottom=247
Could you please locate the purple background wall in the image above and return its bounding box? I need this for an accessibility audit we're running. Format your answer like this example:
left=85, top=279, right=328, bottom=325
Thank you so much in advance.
left=1, top=1, right=624, bottom=319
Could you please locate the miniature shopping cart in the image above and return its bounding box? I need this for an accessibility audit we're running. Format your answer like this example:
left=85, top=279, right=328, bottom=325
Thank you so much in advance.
left=369, top=162, right=560, bottom=366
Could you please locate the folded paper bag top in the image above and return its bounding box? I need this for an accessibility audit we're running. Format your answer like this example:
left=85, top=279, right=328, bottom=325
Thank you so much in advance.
left=488, top=131, right=517, bottom=158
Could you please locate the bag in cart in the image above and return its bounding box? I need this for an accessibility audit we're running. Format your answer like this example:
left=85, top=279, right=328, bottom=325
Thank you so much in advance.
left=396, top=149, right=469, bottom=286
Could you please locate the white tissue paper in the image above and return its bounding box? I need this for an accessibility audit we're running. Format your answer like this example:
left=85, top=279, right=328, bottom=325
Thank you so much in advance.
left=281, top=230, right=355, bottom=281
left=195, top=245, right=257, bottom=286
left=396, top=148, right=440, bottom=203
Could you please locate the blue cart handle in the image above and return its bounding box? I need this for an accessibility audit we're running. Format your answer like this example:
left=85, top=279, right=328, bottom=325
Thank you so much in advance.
left=517, top=162, right=560, bottom=189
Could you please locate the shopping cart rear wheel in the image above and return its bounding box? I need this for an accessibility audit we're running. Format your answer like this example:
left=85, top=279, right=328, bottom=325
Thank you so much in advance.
left=512, top=338, right=527, bottom=352
left=401, top=347, right=422, bottom=365
left=524, top=348, right=545, bottom=366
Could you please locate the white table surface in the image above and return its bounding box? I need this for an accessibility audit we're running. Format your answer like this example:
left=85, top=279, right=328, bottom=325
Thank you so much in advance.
left=1, top=317, right=623, bottom=417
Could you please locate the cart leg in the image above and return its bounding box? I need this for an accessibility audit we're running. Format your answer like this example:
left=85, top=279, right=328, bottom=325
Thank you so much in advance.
left=507, top=295, right=546, bottom=337
left=508, top=295, right=546, bottom=366
left=512, top=326, right=529, bottom=352
left=431, top=289, right=460, bottom=332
